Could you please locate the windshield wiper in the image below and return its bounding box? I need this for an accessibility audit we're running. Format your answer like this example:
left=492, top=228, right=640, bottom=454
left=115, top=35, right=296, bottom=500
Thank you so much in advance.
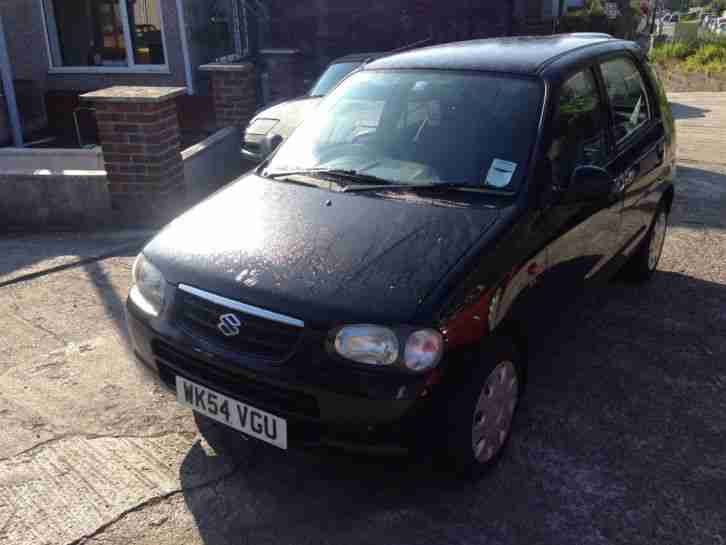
left=342, top=182, right=515, bottom=195
left=264, top=168, right=390, bottom=186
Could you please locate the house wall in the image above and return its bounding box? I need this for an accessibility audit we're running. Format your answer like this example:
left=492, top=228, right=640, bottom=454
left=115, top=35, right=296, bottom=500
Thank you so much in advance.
left=0, top=0, right=187, bottom=105
left=0, top=94, right=9, bottom=145
left=261, top=0, right=521, bottom=77
left=0, top=0, right=50, bottom=134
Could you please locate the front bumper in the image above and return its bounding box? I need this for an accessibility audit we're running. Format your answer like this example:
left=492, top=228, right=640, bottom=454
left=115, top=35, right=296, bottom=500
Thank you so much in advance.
left=125, top=293, right=437, bottom=453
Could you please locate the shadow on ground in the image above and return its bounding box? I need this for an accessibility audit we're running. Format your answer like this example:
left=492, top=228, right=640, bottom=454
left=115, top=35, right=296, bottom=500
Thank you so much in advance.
left=670, top=164, right=726, bottom=230
left=0, top=232, right=148, bottom=286
left=178, top=270, right=726, bottom=545
left=669, top=101, right=710, bottom=120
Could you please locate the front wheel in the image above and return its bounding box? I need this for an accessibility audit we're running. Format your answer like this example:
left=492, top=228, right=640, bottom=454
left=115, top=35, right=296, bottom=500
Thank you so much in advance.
left=441, top=338, right=523, bottom=479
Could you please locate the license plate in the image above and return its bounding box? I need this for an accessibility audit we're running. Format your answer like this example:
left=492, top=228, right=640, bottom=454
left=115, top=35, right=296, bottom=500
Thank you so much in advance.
left=176, top=376, right=288, bottom=450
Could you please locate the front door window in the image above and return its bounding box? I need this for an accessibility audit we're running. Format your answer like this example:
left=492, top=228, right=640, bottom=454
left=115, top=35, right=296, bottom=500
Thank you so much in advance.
left=547, top=68, right=608, bottom=188
left=600, top=57, right=652, bottom=143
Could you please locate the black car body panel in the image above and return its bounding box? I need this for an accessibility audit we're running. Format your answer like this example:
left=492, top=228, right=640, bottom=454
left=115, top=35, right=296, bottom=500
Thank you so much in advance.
left=127, top=35, right=676, bottom=454
left=144, top=174, right=501, bottom=326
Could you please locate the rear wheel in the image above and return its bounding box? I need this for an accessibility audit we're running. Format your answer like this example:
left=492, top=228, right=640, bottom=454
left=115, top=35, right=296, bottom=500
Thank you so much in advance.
left=441, top=338, right=523, bottom=479
left=623, top=204, right=668, bottom=282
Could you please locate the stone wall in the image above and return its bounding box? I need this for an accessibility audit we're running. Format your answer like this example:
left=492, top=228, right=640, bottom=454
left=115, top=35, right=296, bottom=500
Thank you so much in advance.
left=0, top=171, right=111, bottom=231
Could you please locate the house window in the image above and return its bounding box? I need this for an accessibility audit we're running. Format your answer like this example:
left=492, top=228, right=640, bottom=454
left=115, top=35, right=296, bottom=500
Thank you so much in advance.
left=42, top=0, right=167, bottom=70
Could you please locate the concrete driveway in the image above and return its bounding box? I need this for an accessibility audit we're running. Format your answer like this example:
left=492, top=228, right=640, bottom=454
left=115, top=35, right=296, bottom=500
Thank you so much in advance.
left=1, top=93, right=725, bottom=545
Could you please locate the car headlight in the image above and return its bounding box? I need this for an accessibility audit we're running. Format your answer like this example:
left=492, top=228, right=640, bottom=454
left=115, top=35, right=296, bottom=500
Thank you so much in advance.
left=245, top=118, right=279, bottom=135
left=403, top=329, right=444, bottom=372
left=334, top=325, right=399, bottom=366
left=130, top=253, right=166, bottom=316
left=333, top=325, right=445, bottom=373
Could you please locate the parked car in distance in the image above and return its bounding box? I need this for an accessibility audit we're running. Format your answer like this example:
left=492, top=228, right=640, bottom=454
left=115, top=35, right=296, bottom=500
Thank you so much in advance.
left=126, top=34, right=676, bottom=478
left=242, top=52, right=382, bottom=163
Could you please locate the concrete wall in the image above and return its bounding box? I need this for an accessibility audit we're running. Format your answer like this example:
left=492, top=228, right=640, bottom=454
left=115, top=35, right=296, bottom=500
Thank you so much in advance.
left=181, top=126, right=243, bottom=202
left=0, top=170, right=111, bottom=231
left=0, top=146, right=104, bottom=171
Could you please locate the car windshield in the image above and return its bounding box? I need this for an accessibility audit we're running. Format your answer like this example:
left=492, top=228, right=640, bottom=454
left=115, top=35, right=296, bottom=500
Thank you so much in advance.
left=308, top=62, right=361, bottom=96
left=269, top=70, right=543, bottom=191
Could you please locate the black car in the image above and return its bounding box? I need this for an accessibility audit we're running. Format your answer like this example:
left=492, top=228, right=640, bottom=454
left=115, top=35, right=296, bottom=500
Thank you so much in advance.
left=242, top=52, right=383, bottom=163
left=127, top=34, right=675, bottom=477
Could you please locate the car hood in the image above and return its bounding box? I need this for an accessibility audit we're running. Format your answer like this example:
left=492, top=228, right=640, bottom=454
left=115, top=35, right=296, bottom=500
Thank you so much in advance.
left=246, top=96, right=323, bottom=142
left=144, top=175, right=500, bottom=326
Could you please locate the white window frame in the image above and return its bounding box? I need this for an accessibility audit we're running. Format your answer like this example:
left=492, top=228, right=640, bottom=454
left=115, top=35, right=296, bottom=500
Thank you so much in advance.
left=39, top=0, right=171, bottom=74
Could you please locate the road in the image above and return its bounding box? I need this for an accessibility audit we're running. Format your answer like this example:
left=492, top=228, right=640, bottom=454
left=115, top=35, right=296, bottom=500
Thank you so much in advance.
left=1, top=93, right=725, bottom=545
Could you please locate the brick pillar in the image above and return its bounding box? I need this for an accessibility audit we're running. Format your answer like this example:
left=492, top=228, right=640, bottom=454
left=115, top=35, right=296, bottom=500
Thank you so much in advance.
left=260, top=49, right=306, bottom=105
left=81, top=86, right=186, bottom=224
left=200, top=62, right=258, bottom=145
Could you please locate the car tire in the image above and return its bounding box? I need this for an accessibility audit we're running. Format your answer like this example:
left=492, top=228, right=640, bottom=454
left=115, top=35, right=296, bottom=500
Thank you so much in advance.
left=194, top=412, right=258, bottom=459
left=440, top=337, right=523, bottom=479
left=623, top=203, right=668, bottom=283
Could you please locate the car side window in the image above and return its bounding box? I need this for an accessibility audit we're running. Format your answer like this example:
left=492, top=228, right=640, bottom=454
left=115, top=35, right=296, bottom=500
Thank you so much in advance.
left=547, top=69, right=608, bottom=188
left=600, top=57, right=651, bottom=143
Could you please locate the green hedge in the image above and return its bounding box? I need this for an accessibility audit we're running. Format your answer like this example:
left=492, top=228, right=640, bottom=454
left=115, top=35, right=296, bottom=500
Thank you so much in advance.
left=652, top=35, right=726, bottom=73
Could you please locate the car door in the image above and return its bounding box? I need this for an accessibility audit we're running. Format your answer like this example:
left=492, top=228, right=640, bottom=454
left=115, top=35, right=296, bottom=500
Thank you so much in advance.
left=541, top=66, right=621, bottom=286
left=597, top=53, right=667, bottom=258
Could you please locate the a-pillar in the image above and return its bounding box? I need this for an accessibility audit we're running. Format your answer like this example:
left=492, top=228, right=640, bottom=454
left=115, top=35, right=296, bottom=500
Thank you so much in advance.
left=81, top=86, right=186, bottom=223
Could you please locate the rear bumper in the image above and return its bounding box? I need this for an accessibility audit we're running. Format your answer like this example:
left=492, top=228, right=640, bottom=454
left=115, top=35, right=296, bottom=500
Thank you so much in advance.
left=126, top=298, right=436, bottom=453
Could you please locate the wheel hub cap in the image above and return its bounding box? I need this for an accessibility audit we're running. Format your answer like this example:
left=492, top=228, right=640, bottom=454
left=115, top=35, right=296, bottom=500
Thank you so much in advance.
left=471, top=360, right=519, bottom=463
left=649, top=210, right=667, bottom=270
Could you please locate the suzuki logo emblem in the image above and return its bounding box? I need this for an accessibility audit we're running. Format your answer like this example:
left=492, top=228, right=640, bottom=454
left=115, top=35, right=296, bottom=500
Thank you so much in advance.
left=217, top=313, right=242, bottom=337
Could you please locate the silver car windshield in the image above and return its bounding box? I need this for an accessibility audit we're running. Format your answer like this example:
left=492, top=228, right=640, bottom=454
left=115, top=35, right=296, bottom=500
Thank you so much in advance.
left=267, top=70, right=543, bottom=191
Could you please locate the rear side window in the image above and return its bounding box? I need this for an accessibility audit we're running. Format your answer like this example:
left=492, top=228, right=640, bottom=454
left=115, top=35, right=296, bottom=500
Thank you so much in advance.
left=600, top=57, right=651, bottom=143
left=547, top=69, right=608, bottom=187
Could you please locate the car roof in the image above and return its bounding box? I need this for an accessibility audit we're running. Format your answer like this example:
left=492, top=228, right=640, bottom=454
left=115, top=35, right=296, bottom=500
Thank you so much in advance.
left=330, top=52, right=385, bottom=64
left=365, top=34, right=632, bottom=76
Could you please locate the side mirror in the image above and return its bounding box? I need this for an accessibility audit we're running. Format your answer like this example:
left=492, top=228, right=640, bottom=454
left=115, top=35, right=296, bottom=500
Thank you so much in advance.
left=563, top=165, right=614, bottom=204
left=262, top=133, right=283, bottom=158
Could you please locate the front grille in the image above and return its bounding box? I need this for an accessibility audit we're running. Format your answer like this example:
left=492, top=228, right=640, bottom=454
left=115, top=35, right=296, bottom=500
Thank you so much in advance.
left=153, top=340, right=320, bottom=418
left=175, top=289, right=303, bottom=361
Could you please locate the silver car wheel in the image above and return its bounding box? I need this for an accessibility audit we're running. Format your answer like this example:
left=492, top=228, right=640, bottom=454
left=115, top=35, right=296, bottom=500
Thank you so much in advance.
left=471, top=360, right=519, bottom=463
left=648, top=209, right=667, bottom=271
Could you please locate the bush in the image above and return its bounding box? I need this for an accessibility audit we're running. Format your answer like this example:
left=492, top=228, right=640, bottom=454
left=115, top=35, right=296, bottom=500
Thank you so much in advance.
left=651, top=40, right=697, bottom=62
left=684, top=42, right=726, bottom=71
left=651, top=36, right=726, bottom=72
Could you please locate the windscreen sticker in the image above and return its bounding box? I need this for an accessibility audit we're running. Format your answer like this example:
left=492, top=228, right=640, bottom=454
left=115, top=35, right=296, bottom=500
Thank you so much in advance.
left=485, top=159, right=518, bottom=188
